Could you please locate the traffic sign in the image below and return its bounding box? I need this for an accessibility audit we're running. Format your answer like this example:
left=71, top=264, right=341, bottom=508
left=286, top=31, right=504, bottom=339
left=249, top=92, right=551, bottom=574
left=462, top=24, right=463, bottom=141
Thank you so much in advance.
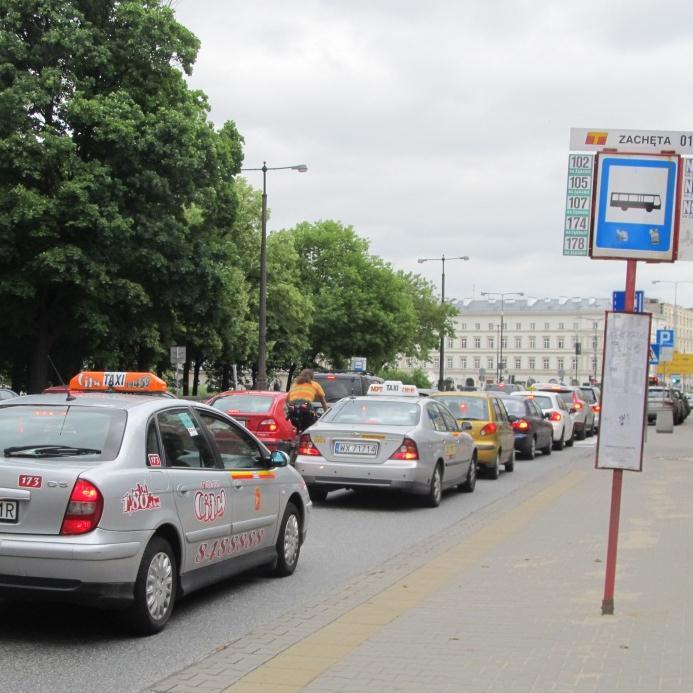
left=351, top=356, right=367, bottom=373
left=660, top=346, right=674, bottom=362
left=656, top=329, right=675, bottom=347
left=649, top=344, right=659, bottom=365
left=592, top=153, right=679, bottom=261
left=571, top=127, right=693, bottom=155
left=170, top=346, right=186, bottom=365
left=612, top=290, right=644, bottom=312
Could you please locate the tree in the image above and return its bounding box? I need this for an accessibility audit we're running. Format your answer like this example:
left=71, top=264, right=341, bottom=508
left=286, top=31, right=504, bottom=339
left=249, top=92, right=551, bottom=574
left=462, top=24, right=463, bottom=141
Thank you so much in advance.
left=0, top=0, right=243, bottom=391
left=377, top=367, right=433, bottom=389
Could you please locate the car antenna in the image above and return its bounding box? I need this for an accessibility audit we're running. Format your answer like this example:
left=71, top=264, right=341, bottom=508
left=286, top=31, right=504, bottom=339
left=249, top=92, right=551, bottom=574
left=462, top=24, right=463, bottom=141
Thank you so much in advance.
left=47, top=355, right=76, bottom=401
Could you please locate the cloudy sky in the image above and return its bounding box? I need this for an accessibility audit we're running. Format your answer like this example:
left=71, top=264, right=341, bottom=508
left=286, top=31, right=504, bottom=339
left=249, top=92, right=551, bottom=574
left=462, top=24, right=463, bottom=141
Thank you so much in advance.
left=173, top=0, right=693, bottom=309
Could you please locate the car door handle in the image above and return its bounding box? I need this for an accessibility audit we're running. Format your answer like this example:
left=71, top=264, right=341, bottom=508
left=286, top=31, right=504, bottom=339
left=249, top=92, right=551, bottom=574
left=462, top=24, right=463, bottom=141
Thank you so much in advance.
left=176, top=484, right=191, bottom=495
left=233, top=482, right=244, bottom=490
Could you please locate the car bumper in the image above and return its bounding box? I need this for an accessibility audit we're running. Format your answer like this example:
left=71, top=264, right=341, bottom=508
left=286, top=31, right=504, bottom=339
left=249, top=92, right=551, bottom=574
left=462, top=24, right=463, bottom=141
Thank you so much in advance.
left=0, top=529, right=150, bottom=606
left=474, top=442, right=500, bottom=466
left=295, top=457, right=432, bottom=495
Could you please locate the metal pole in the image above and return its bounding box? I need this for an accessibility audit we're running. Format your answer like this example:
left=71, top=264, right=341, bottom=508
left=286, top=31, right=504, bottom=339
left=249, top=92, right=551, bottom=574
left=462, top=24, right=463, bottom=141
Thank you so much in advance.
left=499, top=297, right=504, bottom=382
left=257, top=163, right=268, bottom=391
left=438, top=255, right=446, bottom=391
left=602, top=258, right=637, bottom=615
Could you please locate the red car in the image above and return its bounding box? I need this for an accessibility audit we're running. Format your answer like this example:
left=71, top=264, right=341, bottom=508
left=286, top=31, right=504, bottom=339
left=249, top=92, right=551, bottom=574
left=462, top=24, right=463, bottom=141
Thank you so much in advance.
left=206, top=390, right=297, bottom=453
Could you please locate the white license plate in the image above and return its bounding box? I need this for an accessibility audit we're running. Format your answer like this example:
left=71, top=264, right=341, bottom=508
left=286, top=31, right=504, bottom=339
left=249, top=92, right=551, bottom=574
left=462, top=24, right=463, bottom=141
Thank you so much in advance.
left=0, top=500, right=18, bottom=523
left=333, top=441, right=379, bottom=456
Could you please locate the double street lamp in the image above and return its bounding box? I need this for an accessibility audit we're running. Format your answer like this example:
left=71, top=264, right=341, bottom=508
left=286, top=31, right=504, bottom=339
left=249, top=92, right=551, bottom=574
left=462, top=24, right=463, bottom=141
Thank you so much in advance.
left=241, top=162, right=308, bottom=390
left=480, top=291, right=524, bottom=383
left=417, top=254, right=470, bottom=390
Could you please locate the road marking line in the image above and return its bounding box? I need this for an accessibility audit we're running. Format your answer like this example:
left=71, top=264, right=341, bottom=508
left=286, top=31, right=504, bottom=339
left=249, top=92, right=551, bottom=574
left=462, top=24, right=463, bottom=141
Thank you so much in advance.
left=223, top=469, right=586, bottom=692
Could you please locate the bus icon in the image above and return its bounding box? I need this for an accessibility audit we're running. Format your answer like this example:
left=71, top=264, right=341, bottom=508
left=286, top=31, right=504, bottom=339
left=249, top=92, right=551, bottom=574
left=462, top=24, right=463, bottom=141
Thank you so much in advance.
left=610, top=192, right=661, bottom=213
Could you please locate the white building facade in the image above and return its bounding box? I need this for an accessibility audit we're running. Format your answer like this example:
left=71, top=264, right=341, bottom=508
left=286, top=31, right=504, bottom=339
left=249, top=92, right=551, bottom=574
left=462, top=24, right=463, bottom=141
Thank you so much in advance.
left=398, top=296, right=693, bottom=389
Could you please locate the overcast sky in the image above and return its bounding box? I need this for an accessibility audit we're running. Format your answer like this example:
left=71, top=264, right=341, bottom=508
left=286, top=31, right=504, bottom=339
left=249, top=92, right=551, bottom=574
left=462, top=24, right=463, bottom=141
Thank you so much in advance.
left=173, top=0, right=693, bottom=309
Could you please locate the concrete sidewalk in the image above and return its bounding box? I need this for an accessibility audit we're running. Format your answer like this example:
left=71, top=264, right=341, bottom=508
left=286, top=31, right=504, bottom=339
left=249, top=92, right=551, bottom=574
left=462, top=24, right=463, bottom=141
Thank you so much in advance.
left=147, top=424, right=693, bottom=693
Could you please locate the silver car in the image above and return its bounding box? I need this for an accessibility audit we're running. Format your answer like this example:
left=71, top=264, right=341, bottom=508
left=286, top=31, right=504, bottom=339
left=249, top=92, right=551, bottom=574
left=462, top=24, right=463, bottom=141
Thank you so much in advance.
left=0, top=373, right=310, bottom=634
left=511, top=390, right=575, bottom=450
left=294, top=390, right=477, bottom=506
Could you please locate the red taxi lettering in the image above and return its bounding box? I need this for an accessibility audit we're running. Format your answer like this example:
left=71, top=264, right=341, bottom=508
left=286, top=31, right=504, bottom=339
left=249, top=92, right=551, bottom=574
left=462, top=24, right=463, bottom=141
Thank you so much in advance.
left=194, top=489, right=226, bottom=522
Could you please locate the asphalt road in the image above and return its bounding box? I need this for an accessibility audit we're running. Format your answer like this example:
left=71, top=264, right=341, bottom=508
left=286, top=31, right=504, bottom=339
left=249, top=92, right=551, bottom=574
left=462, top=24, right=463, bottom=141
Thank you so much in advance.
left=0, top=438, right=600, bottom=693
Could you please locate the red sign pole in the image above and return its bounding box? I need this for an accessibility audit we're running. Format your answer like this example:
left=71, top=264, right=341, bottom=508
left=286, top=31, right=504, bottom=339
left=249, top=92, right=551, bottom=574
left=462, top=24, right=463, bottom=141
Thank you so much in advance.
left=601, top=258, right=637, bottom=615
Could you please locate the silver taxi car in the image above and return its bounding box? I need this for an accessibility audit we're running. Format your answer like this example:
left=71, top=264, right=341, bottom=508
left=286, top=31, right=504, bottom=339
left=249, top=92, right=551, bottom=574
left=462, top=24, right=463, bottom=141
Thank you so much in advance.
left=0, top=372, right=310, bottom=634
left=294, top=381, right=477, bottom=506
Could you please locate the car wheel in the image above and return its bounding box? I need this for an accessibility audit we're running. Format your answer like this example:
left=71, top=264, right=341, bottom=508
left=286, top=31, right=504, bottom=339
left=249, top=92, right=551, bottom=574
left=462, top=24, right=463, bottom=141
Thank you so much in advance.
left=554, top=429, right=565, bottom=451
left=488, top=451, right=501, bottom=480
left=128, top=536, right=177, bottom=636
left=586, top=421, right=595, bottom=437
left=565, top=430, right=575, bottom=447
left=424, top=464, right=443, bottom=507
left=271, top=502, right=301, bottom=577
left=541, top=435, right=552, bottom=456
left=577, top=424, right=586, bottom=440
left=459, top=456, right=477, bottom=492
left=504, top=448, right=515, bottom=473
left=307, top=485, right=328, bottom=503
left=525, top=437, right=536, bottom=460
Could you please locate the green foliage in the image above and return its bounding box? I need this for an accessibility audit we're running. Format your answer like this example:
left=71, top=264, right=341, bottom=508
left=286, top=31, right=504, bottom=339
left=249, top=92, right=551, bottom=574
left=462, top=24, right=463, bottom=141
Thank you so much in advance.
left=0, top=0, right=243, bottom=391
left=377, top=367, right=433, bottom=389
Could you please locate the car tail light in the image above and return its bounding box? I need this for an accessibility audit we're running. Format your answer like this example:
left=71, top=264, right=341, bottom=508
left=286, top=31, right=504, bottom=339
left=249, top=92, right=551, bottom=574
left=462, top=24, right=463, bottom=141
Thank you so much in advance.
left=297, top=434, right=320, bottom=456
left=549, top=411, right=562, bottom=422
left=591, top=404, right=601, bottom=413
left=326, top=374, right=336, bottom=380
left=512, top=419, right=530, bottom=431
left=573, top=399, right=583, bottom=410
left=390, top=438, right=419, bottom=460
left=60, top=479, right=103, bottom=535
left=480, top=422, right=497, bottom=436
left=257, top=418, right=278, bottom=432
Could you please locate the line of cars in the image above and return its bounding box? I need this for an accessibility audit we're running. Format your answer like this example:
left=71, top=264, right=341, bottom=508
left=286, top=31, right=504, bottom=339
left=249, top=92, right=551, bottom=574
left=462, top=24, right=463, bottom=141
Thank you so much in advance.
left=647, top=385, right=691, bottom=425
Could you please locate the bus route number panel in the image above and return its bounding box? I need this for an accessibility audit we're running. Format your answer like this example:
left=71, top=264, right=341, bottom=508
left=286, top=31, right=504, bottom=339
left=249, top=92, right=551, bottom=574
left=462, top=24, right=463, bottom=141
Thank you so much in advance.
left=564, top=153, right=594, bottom=257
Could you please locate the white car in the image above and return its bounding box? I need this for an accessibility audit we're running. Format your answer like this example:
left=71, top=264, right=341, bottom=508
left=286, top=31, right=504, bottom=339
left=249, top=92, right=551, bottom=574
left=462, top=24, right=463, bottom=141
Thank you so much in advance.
left=511, top=390, right=574, bottom=450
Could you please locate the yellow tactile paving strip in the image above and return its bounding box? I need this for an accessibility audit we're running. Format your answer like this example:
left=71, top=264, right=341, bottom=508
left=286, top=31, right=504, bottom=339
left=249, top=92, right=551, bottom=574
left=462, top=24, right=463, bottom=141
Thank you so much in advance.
left=224, top=469, right=586, bottom=692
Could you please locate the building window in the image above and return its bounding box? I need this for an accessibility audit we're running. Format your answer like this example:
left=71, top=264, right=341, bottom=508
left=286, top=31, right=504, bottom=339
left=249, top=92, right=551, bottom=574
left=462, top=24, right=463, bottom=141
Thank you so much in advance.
left=447, top=337, right=454, bottom=349
left=558, top=357, right=564, bottom=370
left=529, top=358, right=536, bottom=369
left=592, top=336, right=599, bottom=350
left=473, top=357, right=481, bottom=369
left=530, top=322, right=536, bottom=330
left=515, top=322, right=522, bottom=330
left=543, top=337, right=550, bottom=349
left=461, top=322, right=467, bottom=330
left=544, top=322, right=550, bottom=330
left=488, top=322, right=494, bottom=331
left=558, top=337, right=565, bottom=349
left=460, top=357, right=467, bottom=368
left=474, top=337, right=481, bottom=349
left=573, top=322, right=579, bottom=330
left=474, top=323, right=480, bottom=330
left=447, top=357, right=453, bottom=368
left=406, top=358, right=413, bottom=368
left=433, top=357, right=439, bottom=367
left=501, top=337, right=507, bottom=349
left=515, top=357, right=521, bottom=369
left=487, top=357, right=494, bottom=369
left=460, top=337, right=467, bottom=349
left=529, top=336, right=536, bottom=349
left=559, top=322, right=564, bottom=330
left=515, top=336, right=522, bottom=349
left=571, top=357, right=577, bottom=369
left=592, top=321, right=599, bottom=330
left=543, top=358, right=550, bottom=369
left=487, top=337, right=494, bottom=349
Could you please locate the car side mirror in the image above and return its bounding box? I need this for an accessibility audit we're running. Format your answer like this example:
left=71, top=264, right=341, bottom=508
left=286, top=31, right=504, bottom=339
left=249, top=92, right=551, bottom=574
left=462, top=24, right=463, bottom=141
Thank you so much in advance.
left=569, top=407, right=577, bottom=414
left=269, top=450, right=290, bottom=467
left=458, top=420, right=472, bottom=431
left=507, top=414, right=517, bottom=423
left=543, top=412, right=551, bottom=419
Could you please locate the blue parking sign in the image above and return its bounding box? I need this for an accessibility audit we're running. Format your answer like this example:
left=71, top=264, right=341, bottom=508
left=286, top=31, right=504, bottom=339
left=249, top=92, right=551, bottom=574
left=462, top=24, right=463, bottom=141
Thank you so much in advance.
left=656, top=329, right=674, bottom=346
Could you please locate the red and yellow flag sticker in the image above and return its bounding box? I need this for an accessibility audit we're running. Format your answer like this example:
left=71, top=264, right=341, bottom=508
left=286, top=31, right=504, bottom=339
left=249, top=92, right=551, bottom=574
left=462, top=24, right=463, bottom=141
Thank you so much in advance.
left=585, top=132, right=608, bottom=145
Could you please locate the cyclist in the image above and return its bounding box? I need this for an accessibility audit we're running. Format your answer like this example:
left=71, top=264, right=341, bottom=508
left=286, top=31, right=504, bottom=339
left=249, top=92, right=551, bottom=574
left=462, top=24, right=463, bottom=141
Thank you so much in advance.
left=287, top=369, right=328, bottom=432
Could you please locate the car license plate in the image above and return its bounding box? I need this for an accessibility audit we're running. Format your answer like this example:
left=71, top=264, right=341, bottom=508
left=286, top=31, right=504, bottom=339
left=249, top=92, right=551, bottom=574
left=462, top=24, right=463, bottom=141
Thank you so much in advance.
left=0, top=500, right=18, bottom=523
left=333, top=441, right=379, bottom=456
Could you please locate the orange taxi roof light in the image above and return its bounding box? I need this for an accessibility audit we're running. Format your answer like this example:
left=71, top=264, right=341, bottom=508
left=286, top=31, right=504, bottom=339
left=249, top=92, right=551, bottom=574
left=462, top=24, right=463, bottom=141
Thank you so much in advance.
left=68, top=371, right=167, bottom=393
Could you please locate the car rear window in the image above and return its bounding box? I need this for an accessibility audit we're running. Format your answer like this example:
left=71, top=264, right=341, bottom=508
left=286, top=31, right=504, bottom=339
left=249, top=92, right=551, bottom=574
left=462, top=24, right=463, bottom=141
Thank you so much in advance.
left=437, top=397, right=488, bottom=420
left=322, top=399, right=420, bottom=426
left=501, top=398, right=526, bottom=416
left=648, top=388, right=666, bottom=399
left=313, top=376, right=365, bottom=402
left=0, top=405, right=126, bottom=460
left=579, top=388, right=596, bottom=404
left=212, top=394, right=273, bottom=413
left=528, top=395, right=553, bottom=409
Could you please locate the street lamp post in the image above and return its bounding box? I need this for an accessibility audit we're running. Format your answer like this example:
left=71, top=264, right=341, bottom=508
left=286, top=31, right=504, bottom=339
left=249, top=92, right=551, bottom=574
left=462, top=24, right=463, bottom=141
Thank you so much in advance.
left=652, top=280, right=693, bottom=354
left=241, top=162, right=307, bottom=390
left=417, top=254, right=470, bottom=390
left=480, top=291, right=524, bottom=382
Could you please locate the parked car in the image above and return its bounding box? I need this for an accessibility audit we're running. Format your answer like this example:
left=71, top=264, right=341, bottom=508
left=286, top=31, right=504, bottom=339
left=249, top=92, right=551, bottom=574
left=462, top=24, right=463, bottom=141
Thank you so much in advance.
left=532, top=384, right=595, bottom=439
left=670, top=389, right=688, bottom=424
left=647, top=386, right=676, bottom=424
left=511, top=390, right=574, bottom=449
left=498, top=395, right=554, bottom=459
left=577, top=385, right=601, bottom=432
left=206, top=390, right=297, bottom=453
left=295, top=382, right=477, bottom=505
left=432, top=391, right=515, bottom=477
left=483, top=382, right=522, bottom=394
left=312, top=372, right=384, bottom=403
left=0, top=371, right=310, bottom=635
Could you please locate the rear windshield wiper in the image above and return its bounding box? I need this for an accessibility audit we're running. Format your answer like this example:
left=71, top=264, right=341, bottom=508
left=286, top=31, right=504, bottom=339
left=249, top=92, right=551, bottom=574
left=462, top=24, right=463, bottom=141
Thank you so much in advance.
left=3, top=445, right=102, bottom=458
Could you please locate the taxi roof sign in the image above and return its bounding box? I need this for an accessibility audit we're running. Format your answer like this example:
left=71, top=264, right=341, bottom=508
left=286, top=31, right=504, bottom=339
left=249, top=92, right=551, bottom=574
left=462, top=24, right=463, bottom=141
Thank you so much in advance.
left=69, top=371, right=168, bottom=393
left=367, top=381, right=419, bottom=397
